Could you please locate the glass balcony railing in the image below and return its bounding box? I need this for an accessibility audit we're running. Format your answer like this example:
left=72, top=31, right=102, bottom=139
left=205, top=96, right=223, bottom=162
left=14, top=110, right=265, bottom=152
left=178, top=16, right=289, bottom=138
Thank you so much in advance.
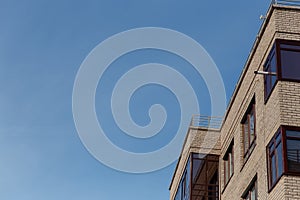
left=174, top=153, right=219, bottom=200
left=190, top=115, right=223, bottom=130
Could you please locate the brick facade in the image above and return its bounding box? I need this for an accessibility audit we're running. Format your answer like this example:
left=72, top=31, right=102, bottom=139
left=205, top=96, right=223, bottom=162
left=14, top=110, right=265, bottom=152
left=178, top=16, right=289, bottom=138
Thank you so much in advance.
left=170, top=3, right=300, bottom=200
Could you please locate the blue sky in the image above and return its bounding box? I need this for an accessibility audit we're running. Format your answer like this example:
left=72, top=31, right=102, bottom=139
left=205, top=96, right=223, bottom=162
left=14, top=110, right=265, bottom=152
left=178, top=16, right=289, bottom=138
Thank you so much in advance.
left=0, top=0, right=270, bottom=199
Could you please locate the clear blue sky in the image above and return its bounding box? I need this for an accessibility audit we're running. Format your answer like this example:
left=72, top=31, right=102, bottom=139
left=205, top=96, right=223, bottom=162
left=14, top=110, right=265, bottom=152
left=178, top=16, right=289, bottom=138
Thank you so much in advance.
left=0, top=0, right=270, bottom=199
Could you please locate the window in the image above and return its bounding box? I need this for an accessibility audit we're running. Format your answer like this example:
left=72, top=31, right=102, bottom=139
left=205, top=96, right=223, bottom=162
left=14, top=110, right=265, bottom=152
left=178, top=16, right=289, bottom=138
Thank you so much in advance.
left=242, top=178, right=257, bottom=200
left=174, top=157, right=190, bottom=200
left=280, top=42, right=300, bottom=80
left=267, top=126, right=300, bottom=189
left=242, top=98, right=256, bottom=161
left=264, top=39, right=300, bottom=101
left=286, top=130, right=300, bottom=173
left=264, top=46, right=277, bottom=99
left=208, top=172, right=218, bottom=200
left=223, top=142, right=234, bottom=185
left=268, top=130, right=284, bottom=187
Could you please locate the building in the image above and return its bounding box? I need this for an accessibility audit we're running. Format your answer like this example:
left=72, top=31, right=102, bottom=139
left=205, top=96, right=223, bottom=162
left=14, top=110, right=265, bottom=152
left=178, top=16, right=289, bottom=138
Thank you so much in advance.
left=169, top=1, right=300, bottom=200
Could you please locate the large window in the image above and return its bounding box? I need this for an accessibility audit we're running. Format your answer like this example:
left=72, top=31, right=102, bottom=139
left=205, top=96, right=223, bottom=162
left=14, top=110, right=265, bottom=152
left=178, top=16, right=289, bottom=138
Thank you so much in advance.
left=242, top=98, right=256, bottom=161
left=280, top=42, right=300, bottom=80
left=264, top=46, right=277, bottom=99
left=286, top=129, right=300, bottom=173
left=264, top=39, right=300, bottom=101
left=268, top=130, right=284, bottom=187
left=267, top=126, right=300, bottom=189
left=223, top=142, right=234, bottom=185
left=242, top=178, right=257, bottom=200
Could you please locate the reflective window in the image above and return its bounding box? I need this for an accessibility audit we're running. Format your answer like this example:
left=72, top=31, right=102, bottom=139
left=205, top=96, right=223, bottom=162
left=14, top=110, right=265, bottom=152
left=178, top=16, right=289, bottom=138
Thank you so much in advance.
left=268, top=130, right=283, bottom=187
left=264, top=47, right=277, bottom=99
left=264, top=40, right=300, bottom=102
left=242, top=98, right=256, bottom=161
left=286, top=130, right=300, bottom=173
left=267, top=127, right=300, bottom=190
left=223, top=142, right=234, bottom=185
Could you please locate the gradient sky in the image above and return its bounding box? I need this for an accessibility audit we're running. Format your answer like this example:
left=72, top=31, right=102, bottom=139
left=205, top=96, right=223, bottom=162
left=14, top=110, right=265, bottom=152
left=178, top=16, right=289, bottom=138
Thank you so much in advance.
left=0, top=0, right=271, bottom=199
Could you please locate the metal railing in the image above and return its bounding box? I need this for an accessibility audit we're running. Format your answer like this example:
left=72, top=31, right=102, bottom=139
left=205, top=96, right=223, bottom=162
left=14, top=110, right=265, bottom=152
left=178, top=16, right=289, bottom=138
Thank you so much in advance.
left=273, top=0, right=300, bottom=6
left=190, top=115, right=223, bottom=129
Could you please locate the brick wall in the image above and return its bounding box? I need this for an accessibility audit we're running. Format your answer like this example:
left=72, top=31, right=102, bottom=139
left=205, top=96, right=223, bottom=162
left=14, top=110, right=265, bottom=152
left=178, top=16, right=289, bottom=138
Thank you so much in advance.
left=220, top=5, right=300, bottom=200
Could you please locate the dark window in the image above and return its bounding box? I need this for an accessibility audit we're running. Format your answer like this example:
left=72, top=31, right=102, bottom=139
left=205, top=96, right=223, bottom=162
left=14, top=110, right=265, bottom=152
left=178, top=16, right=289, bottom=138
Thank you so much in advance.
left=286, top=130, right=300, bottom=173
left=264, top=46, right=277, bottom=99
left=268, top=130, right=284, bottom=187
left=280, top=43, right=300, bottom=80
left=208, top=171, right=218, bottom=200
left=174, top=157, right=190, bottom=200
left=223, top=142, right=234, bottom=185
left=242, top=179, right=257, bottom=200
left=267, top=126, right=300, bottom=190
left=263, top=40, right=300, bottom=102
left=242, top=99, right=256, bottom=161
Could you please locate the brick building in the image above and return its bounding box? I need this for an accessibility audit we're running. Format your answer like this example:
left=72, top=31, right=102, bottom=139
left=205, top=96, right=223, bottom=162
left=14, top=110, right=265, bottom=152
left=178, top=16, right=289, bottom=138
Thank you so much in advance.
left=169, top=1, right=300, bottom=200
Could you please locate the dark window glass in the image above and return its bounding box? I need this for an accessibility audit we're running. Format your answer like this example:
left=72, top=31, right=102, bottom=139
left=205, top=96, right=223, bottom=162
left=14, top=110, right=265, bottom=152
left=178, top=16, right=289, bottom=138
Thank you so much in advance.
left=243, top=180, right=257, bottom=200
left=280, top=50, right=300, bottom=80
left=174, top=157, right=191, bottom=200
left=277, top=142, right=284, bottom=176
left=286, top=130, right=300, bottom=138
left=271, top=155, right=277, bottom=185
left=264, top=47, right=277, bottom=99
left=286, top=130, right=300, bottom=173
left=208, top=172, right=218, bottom=200
left=224, top=143, right=234, bottom=185
left=281, top=43, right=300, bottom=50
left=268, top=130, right=283, bottom=187
left=268, top=127, right=300, bottom=190
left=242, top=101, right=256, bottom=161
left=264, top=40, right=300, bottom=102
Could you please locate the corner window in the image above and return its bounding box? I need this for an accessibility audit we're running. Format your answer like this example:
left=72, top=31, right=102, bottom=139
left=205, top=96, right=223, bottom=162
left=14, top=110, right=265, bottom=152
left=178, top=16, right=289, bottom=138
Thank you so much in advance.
left=267, top=126, right=300, bottom=190
left=268, top=130, right=284, bottom=187
left=286, top=130, right=300, bottom=173
left=174, top=157, right=190, bottom=200
left=280, top=42, right=300, bottom=80
left=242, top=98, right=256, bottom=161
left=264, top=39, right=300, bottom=101
left=242, top=177, right=257, bottom=200
left=224, top=142, right=234, bottom=185
left=264, top=46, right=277, bottom=99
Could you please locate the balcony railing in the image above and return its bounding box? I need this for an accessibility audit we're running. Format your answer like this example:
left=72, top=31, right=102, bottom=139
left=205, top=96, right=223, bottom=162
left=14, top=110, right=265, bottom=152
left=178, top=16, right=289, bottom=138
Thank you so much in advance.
left=190, top=115, right=223, bottom=129
left=273, top=0, right=300, bottom=6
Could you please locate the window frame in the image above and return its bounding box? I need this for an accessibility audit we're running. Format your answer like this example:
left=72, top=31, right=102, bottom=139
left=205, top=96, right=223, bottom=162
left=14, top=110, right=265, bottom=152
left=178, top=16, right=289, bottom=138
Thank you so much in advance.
left=264, top=39, right=300, bottom=102
left=267, top=129, right=284, bottom=189
left=267, top=126, right=300, bottom=192
left=223, top=141, right=234, bottom=187
left=242, top=98, right=256, bottom=162
left=242, top=176, right=257, bottom=200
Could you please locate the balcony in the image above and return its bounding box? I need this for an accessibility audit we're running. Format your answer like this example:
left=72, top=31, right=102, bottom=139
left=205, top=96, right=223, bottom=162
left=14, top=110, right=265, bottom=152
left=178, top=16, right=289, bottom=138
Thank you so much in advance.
left=190, top=115, right=223, bottom=130
left=174, top=153, right=219, bottom=200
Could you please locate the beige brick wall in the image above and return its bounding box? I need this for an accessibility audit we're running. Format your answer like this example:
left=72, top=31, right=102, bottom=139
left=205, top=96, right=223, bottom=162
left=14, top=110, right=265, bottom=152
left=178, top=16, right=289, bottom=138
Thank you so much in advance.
left=220, top=5, right=300, bottom=200
left=284, top=176, right=300, bottom=199
left=169, top=5, right=300, bottom=200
